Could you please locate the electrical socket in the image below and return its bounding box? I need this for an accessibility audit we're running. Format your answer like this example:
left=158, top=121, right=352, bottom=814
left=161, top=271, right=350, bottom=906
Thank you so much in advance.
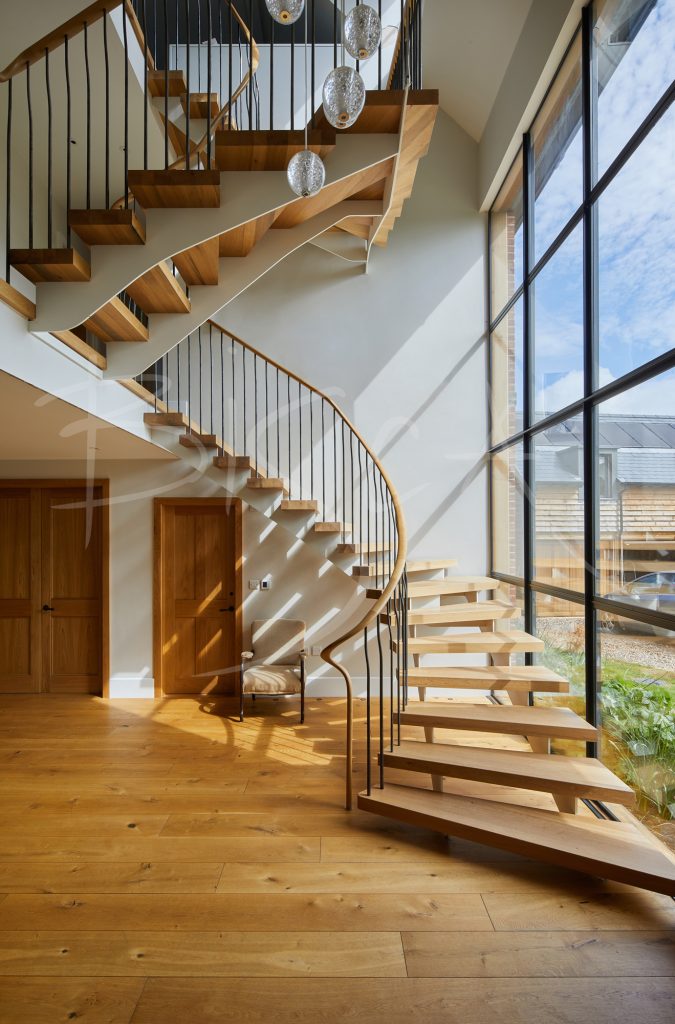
left=260, top=578, right=272, bottom=590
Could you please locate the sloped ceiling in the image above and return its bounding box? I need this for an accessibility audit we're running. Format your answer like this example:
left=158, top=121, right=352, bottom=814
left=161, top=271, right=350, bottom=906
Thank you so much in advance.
left=423, top=0, right=534, bottom=141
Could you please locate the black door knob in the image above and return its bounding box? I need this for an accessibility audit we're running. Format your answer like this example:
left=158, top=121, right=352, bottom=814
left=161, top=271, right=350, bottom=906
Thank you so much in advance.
left=219, top=606, right=235, bottom=612
left=42, top=604, right=54, bottom=612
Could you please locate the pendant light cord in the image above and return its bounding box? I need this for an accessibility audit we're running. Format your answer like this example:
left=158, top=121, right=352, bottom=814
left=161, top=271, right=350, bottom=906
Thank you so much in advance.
left=341, top=0, right=345, bottom=66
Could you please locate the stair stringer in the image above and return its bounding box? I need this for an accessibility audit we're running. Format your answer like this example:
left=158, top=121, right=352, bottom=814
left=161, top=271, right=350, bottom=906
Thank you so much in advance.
left=30, top=134, right=398, bottom=337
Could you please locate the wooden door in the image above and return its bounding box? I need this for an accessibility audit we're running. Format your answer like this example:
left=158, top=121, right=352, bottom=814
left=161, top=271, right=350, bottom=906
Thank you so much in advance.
left=0, top=488, right=41, bottom=693
left=156, top=499, right=241, bottom=695
left=41, top=486, right=104, bottom=694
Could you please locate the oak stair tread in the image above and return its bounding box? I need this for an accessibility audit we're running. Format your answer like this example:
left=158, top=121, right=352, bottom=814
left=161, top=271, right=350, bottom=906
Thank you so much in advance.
left=313, top=521, right=350, bottom=534
left=246, top=477, right=289, bottom=494
left=407, top=576, right=499, bottom=598
left=405, top=665, right=569, bottom=693
left=399, top=702, right=598, bottom=740
left=215, top=129, right=336, bottom=171
left=125, top=261, right=191, bottom=314
left=406, top=558, right=458, bottom=573
left=213, top=454, right=255, bottom=472
left=384, top=600, right=520, bottom=626
left=9, top=247, right=91, bottom=283
left=335, top=542, right=394, bottom=555
left=399, top=630, right=544, bottom=655
left=68, top=208, right=146, bottom=245
left=181, top=92, right=220, bottom=118
left=172, top=237, right=220, bottom=285
left=382, top=741, right=634, bottom=804
left=127, top=169, right=221, bottom=208
left=357, top=784, right=675, bottom=896
left=180, top=432, right=219, bottom=450
left=51, top=327, right=106, bottom=370
left=148, top=69, right=187, bottom=97
left=144, top=412, right=189, bottom=428
left=278, top=499, right=320, bottom=512
left=83, top=297, right=148, bottom=343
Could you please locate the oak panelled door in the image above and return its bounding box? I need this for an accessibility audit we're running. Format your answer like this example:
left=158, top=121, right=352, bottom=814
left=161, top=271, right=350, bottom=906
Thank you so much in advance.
left=155, top=498, right=242, bottom=696
left=0, top=483, right=108, bottom=694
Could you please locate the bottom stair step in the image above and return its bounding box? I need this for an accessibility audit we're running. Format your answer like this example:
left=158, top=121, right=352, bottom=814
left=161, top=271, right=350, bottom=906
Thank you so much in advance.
left=399, top=703, right=598, bottom=740
left=382, top=742, right=634, bottom=804
left=357, top=785, right=675, bottom=896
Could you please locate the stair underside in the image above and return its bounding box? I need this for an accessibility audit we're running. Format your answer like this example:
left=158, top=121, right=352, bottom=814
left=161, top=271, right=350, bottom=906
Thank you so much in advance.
left=126, top=261, right=191, bottom=314
left=68, top=209, right=146, bottom=245
left=83, top=297, right=148, bottom=343
left=400, top=601, right=520, bottom=626
left=400, top=630, right=544, bottom=655
left=358, top=785, right=675, bottom=896
left=382, top=741, right=634, bottom=804
left=399, top=702, right=597, bottom=740
left=405, top=665, right=568, bottom=692
left=408, top=577, right=498, bottom=598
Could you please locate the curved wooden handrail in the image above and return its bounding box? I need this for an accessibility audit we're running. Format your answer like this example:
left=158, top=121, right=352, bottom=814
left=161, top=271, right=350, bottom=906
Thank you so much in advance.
left=208, top=320, right=408, bottom=812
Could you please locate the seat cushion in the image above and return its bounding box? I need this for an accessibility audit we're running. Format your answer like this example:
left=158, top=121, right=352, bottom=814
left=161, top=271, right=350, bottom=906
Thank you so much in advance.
left=242, top=666, right=301, bottom=695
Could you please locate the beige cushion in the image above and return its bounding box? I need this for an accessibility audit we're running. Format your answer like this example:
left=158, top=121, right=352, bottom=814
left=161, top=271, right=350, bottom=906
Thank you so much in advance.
left=242, top=666, right=302, bottom=694
left=250, top=619, right=305, bottom=665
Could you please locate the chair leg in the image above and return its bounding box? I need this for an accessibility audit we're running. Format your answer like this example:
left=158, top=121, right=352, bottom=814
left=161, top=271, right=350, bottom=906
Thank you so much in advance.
left=300, top=686, right=305, bottom=724
left=239, top=690, right=244, bottom=722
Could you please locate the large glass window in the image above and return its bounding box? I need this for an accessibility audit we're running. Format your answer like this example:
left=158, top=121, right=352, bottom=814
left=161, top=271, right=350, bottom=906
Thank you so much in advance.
left=488, top=0, right=675, bottom=846
left=490, top=152, right=524, bottom=318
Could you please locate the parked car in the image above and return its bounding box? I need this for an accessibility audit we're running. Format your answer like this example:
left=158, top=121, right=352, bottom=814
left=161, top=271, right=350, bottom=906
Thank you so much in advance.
left=602, top=572, right=675, bottom=635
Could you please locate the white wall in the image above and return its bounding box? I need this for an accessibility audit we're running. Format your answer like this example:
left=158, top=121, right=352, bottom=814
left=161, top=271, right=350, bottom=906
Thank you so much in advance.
left=216, top=109, right=489, bottom=569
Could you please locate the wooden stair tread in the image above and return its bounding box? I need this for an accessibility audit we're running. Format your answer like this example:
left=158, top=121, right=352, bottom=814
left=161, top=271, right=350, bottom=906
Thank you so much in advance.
left=399, top=630, right=544, bottom=655
left=127, top=170, right=220, bottom=208
left=405, top=665, right=569, bottom=693
left=336, top=542, right=393, bottom=555
left=215, top=129, right=336, bottom=170
left=218, top=212, right=276, bottom=257
left=180, top=432, right=219, bottom=450
left=144, top=412, right=189, bottom=428
left=279, top=499, right=319, bottom=512
left=313, top=521, right=350, bottom=534
left=407, top=576, right=498, bottom=597
left=213, top=454, right=255, bottom=472
left=173, top=237, right=219, bottom=285
left=68, top=209, right=145, bottom=245
left=83, top=297, right=148, bottom=343
left=9, top=247, right=90, bottom=283
left=394, top=601, right=520, bottom=626
left=51, top=328, right=106, bottom=370
left=352, top=565, right=377, bottom=577
left=407, top=558, right=458, bottom=572
left=399, top=703, right=598, bottom=740
left=0, top=278, right=36, bottom=320
left=357, top=785, right=675, bottom=896
left=148, top=69, right=187, bottom=97
left=126, top=261, right=191, bottom=314
left=181, top=92, right=220, bottom=118
left=382, top=742, right=634, bottom=804
left=247, top=477, right=289, bottom=493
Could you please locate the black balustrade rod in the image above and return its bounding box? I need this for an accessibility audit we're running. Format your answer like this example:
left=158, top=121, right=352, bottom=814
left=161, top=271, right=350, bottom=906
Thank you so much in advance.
left=287, top=375, right=291, bottom=497
left=123, top=3, right=130, bottom=207
left=350, top=430, right=354, bottom=549
left=247, top=0, right=253, bottom=129
left=333, top=0, right=337, bottom=69
left=141, top=0, right=149, bottom=169
left=366, top=455, right=371, bottom=574
left=364, top=624, right=371, bottom=795
left=376, top=606, right=384, bottom=788
left=356, top=0, right=360, bottom=77
left=266, top=362, right=271, bottom=477
left=377, top=0, right=382, bottom=86
left=381, top=473, right=386, bottom=591
left=358, top=441, right=363, bottom=551
left=228, top=0, right=232, bottom=129
left=321, top=399, right=326, bottom=520
left=393, top=580, right=401, bottom=743
left=187, top=331, right=192, bottom=427
left=242, top=344, right=247, bottom=461
left=290, top=23, right=295, bottom=129
left=310, top=0, right=315, bottom=128
left=333, top=406, right=337, bottom=523
left=177, top=338, right=181, bottom=413
left=83, top=22, right=91, bottom=208
left=209, top=323, right=214, bottom=434
left=276, top=368, right=280, bottom=478
left=198, top=325, right=203, bottom=431
left=25, top=63, right=33, bottom=249
left=309, top=391, right=314, bottom=496
left=218, top=0, right=223, bottom=126
left=206, top=0, right=212, bottom=167
left=269, top=17, right=274, bottom=130
left=175, top=0, right=180, bottom=70
left=5, top=79, right=12, bottom=280
left=64, top=38, right=71, bottom=244
left=153, top=0, right=158, bottom=57
left=197, top=0, right=202, bottom=91
left=298, top=380, right=303, bottom=497
left=254, top=352, right=258, bottom=475
left=374, top=466, right=379, bottom=588
left=220, top=333, right=225, bottom=452
left=185, top=0, right=191, bottom=165
left=341, top=420, right=346, bottom=544
left=403, top=569, right=409, bottom=707
left=231, top=335, right=236, bottom=451
left=102, top=13, right=110, bottom=207
left=386, top=593, right=394, bottom=752
left=163, top=0, right=169, bottom=168
left=45, top=50, right=53, bottom=248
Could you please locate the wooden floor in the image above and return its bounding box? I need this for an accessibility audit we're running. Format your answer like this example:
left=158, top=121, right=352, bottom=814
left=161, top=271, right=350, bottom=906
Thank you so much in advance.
left=0, top=695, right=673, bottom=1023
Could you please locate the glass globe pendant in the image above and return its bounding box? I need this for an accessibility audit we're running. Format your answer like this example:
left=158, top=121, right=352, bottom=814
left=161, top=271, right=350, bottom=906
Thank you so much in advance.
left=344, top=4, right=382, bottom=60
left=265, top=0, right=304, bottom=25
left=322, top=66, right=366, bottom=129
left=287, top=149, right=326, bottom=197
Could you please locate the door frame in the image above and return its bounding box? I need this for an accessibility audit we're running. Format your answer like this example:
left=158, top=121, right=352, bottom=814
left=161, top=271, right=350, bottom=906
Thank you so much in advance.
left=0, top=479, right=110, bottom=697
left=153, top=497, right=243, bottom=698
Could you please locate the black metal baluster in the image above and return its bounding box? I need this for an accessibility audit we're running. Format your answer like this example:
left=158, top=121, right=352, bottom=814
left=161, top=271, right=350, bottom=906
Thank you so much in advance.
left=287, top=375, right=291, bottom=497
left=378, top=0, right=382, bottom=86
left=5, top=78, right=12, bottom=280
left=290, top=22, right=295, bottom=129
left=341, top=420, right=346, bottom=543
left=228, top=0, right=232, bottom=130
left=83, top=23, right=91, bottom=208
left=394, top=579, right=401, bottom=744
left=358, top=441, right=363, bottom=553
left=356, top=0, right=360, bottom=78
left=163, top=0, right=169, bottom=168
left=209, top=322, right=214, bottom=435
left=242, top=345, right=247, bottom=462
left=298, top=381, right=303, bottom=498
left=177, top=337, right=181, bottom=414
left=64, top=38, right=71, bottom=244
left=25, top=63, right=33, bottom=249
left=376, top=610, right=384, bottom=788
left=231, top=335, right=235, bottom=451
left=198, top=325, right=203, bottom=432
left=386, top=593, right=394, bottom=752
left=247, top=0, right=253, bottom=130
left=206, top=0, right=212, bottom=167
left=141, top=0, right=149, bottom=169
left=197, top=0, right=202, bottom=92
left=269, top=17, right=274, bottom=130
left=310, top=0, right=315, bottom=127
left=102, top=13, right=110, bottom=207
left=366, top=456, right=371, bottom=571
left=321, top=399, right=326, bottom=520
left=333, top=407, right=337, bottom=524
left=374, top=467, right=379, bottom=588
left=276, top=368, right=280, bottom=478
left=254, top=352, right=258, bottom=475
left=364, top=625, right=371, bottom=795
left=123, top=4, right=130, bottom=206
left=309, top=391, right=314, bottom=498
left=220, top=332, right=225, bottom=453
left=333, top=0, right=337, bottom=69
left=350, top=431, right=354, bottom=554
left=185, top=0, right=191, bottom=165
left=218, top=0, right=223, bottom=126
left=188, top=332, right=192, bottom=429
left=45, top=50, right=53, bottom=248
left=265, top=362, right=270, bottom=476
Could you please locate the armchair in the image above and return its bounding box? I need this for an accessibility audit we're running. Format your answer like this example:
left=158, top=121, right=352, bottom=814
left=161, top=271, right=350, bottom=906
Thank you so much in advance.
left=239, top=619, right=307, bottom=723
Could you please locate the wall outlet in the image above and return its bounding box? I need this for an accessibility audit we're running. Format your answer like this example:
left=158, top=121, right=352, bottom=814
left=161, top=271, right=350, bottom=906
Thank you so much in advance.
left=248, top=579, right=260, bottom=591
left=260, top=577, right=272, bottom=590
left=311, top=645, right=321, bottom=656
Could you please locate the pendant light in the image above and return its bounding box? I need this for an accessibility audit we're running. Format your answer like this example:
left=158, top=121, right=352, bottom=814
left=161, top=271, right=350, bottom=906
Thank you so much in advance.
left=322, top=1, right=366, bottom=129
left=287, top=4, right=325, bottom=197
left=344, top=3, right=381, bottom=61
left=265, top=0, right=304, bottom=26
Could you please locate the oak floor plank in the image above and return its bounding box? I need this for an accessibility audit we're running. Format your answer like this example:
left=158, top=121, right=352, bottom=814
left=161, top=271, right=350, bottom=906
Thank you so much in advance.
left=0, top=836, right=320, bottom=864
left=0, top=814, right=170, bottom=837
left=0, top=978, right=146, bottom=1024
left=0, top=862, right=224, bottom=894
left=160, top=810, right=434, bottom=838
left=131, top=977, right=675, bottom=1024
left=0, top=930, right=406, bottom=978
left=0, top=892, right=492, bottom=933
left=402, top=929, right=675, bottom=977
left=482, top=891, right=675, bottom=930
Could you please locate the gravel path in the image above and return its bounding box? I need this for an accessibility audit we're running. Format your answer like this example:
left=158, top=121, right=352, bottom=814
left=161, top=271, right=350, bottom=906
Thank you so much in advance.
left=538, top=616, right=675, bottom=676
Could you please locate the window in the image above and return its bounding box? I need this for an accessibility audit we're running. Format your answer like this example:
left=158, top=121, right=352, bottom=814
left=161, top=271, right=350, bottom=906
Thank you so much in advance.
left=488, top=0, right=675, bottom=843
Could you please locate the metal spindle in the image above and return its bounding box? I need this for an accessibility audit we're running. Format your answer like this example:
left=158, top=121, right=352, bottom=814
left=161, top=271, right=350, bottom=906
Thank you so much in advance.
left=231, top=335, right=236, bottom=451
left=163, top=0, right=169, bottom=167
left=377, top=0, right=382, bottom=85
left=321, top=399, right=326, bottom=520
left=5, top=79, right=12, bottom=280
left=386, top=593, right=394, bottom=752
left=25, top=63, right=33, bottom=249
left=197, top=0, right=202, bottom=92
left=141, top=0, right=149, bottom=169
left=103, top=13, right=110, bottom=206
left=276, top=368, right=280, bottom=478
left=364, top=625, right=371, bottom=794
left=333, top=0, right=338, bottom=68
left=220, top=333, right=225, bottom=453
left=333, top=407, right=337, bottom=524
left=358, top=442, right=363, bottom=551
left=45, top=50, right=53, bottom=248
left=341, top=420, right=346, bottom=543
left=247, top=0, right=253, bottom=129
left=185, top=0, right=191, bottom=165
left=188, top=332, right=192, bottom=428
left=228, top=0, right=232, bottom=130
left=242, top=346, right=247, bottom=461
left=123, top=4, right=130, bottom=207
left=206, top=0, right=212, bottom=167
left=309, top=392, right=314, bottom=497
left=209, top=323, right=214, bottom=434
left=298, top=381, right=303, bottom=498
left=198, top=325, right=202, bottom=432
left=177, top=338, right=181, bottom=413
left=290, top=23, right=295, bottom=129
left=254, top=352, right=258, bottom=475
left=270, top=17, right=274, bottom=129
left=310, top=0, right=315, bottom=127
left=265, top=362, right=270, bottom=476
left=287, top=375, right=291, bottom=497
left=83, top=22, right=91, bottom=208
left=65, top=38, right=71, bottom=244
left=377, top=611, right=384, bottom=788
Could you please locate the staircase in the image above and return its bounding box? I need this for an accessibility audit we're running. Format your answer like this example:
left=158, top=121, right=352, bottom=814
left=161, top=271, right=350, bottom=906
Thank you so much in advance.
left=359, top=561, right=675, bottom=897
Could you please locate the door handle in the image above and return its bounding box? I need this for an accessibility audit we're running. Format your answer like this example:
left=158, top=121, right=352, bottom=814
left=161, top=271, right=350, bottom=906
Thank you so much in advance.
left=219, top=606, right=235, bottom=612
left=42, top=604, right=55, bottom=612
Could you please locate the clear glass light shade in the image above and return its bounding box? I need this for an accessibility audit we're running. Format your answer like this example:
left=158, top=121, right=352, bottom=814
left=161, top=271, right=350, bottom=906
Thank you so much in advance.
left=344, top=4, right=382, bottom=60
left=264, top=0, right=304, bottom=25
left=287, top=149, right=326, bottom=197
left=322, top=66, right=366, bottom=129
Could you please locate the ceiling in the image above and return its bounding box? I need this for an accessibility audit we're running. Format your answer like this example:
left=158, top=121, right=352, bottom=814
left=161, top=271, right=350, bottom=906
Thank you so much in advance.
left=0, top=372, right=175, bottom=461
left=424, top=0, right=534, bottom=141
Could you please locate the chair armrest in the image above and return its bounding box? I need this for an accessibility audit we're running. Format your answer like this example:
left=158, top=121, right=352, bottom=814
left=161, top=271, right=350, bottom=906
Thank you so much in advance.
left=241, top=651, right=255, bottom=661
left=299, top=649, right=307, bottom=658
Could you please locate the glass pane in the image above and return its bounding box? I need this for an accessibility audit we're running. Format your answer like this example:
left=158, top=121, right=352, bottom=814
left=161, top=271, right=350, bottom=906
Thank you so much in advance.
left=594, top=0, right=675, bottom=180
left=490, top=297, right=523, bottom=443
left=490, top=151, right=524, bottom=318
left=597, top=367, right=675, bottom=606
left=499, top=582, right=527, bottom=666
left=534, top=593, right=586, bottom=757
left=534, top=418, right=585, bottom=592
left=491, top=443, right=525, bottom=578
left=532, top=222, right=584, bottom=423
left=597, top=102, right=675, bottom=379
left=599, top=612, right=675, bottom=848
left=532, top=31, right=583, bottom=261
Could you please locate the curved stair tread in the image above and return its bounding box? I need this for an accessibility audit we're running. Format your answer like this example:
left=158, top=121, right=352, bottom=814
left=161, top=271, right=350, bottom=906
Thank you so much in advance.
left=382, top=742, right=634, bottom=803
left=357, top=784, right=675, bottom=896
left=407, top=576, right=499, bottom=597
left=399, top=702, right=597, bottom=740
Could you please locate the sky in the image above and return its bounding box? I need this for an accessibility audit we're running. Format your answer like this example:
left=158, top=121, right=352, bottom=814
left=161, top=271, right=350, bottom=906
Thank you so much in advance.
left=512, top=0, right=675, bottom=421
